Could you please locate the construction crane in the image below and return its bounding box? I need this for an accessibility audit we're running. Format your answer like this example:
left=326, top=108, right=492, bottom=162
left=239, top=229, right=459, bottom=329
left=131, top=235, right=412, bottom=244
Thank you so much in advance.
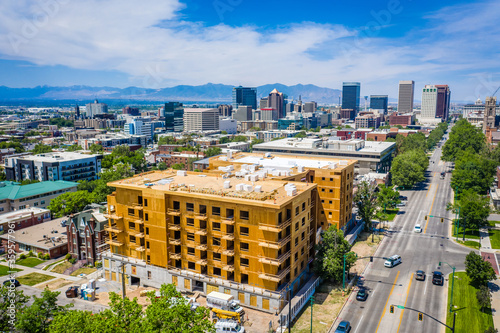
left=492, top=86, right=500, bottom=98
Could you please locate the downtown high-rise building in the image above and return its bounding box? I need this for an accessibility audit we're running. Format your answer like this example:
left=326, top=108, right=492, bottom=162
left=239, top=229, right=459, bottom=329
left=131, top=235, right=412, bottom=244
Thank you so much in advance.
left=435, top=85, right=451, bottom=121
left=165, top=102, right=184, bottom=132
left=85, top=99, right=108, bottom=118
left=232, top=86, right=257, bottom=110
left=397, top=80, right=415, bottom=113
left=421, top=85, right=438, bottom=119
left=342, top=82, right=361, bottom=114
left=268, top=88, right=284, bottom=119
left=369, top=95, right=388, bottom=114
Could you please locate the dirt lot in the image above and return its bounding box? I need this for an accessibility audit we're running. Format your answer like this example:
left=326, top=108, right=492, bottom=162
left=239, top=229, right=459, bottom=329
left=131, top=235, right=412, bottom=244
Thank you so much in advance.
left=94, top=285, right=157, bottom=307
left=351, top=231, right=384, bottom=275
left=35, top=278, right=73, bottom=291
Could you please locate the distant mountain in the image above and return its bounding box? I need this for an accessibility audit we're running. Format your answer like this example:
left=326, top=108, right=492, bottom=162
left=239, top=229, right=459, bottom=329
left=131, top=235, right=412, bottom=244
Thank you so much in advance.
left=0, top=83, right=341, bottom=105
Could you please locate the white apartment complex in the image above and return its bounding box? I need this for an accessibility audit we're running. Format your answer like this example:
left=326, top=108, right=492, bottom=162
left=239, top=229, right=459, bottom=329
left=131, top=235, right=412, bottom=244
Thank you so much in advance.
left=183, top=108, right=219, bottom=132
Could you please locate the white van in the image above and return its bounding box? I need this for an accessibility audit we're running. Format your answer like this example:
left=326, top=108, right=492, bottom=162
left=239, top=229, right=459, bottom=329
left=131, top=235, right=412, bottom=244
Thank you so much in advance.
left=384, top=255, right=402, bottom=268
left=215, top=320, right=245, bottom=333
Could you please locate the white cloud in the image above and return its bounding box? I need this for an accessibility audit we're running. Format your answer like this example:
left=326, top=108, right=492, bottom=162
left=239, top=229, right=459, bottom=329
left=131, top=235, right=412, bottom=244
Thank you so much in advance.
left=0, top=0, right=499, bottom=100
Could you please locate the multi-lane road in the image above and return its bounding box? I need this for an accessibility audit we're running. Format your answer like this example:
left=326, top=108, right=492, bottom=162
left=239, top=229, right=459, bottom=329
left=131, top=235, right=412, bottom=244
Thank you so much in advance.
left=335, top=133, right=471, bottom=333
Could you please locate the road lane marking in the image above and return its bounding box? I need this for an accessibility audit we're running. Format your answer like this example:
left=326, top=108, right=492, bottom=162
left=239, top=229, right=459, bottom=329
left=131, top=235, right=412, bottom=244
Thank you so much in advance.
left=354, top=315, right=364, bottom=333
left=397, top=273, right=414, bottom=333
left=375, top=271, right=400, bottom=333
left=424, top=277, right=428, bottom=295
left=426, top=183, right=433, bottom=197
left=424, top=184, right=438, bottom=234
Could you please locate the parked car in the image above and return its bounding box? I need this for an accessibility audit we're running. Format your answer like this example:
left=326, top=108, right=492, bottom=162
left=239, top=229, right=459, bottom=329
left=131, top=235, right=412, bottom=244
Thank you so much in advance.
left=356, top=288, right=368, bottom=301
left=416, top=270, right=425, bottom=281
left=396, top=202, right=406, bottom=207
left=432, top=271, right=444, bottom=285
left=334, top=321, right=351, bottom=333
left=3, top=279, right=20, bottom=287
left=413, top=224, right=422, bottom=233
left=384, top=255, right=402, bottom=268
left=399, top=195, right=408, bottom=201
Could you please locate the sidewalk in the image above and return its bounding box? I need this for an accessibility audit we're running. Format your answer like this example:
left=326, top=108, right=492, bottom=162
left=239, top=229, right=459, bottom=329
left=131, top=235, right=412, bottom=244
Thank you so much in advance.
left=490, top=279, right=500, bottom=331
left=9, top=263, right=84, bottom=282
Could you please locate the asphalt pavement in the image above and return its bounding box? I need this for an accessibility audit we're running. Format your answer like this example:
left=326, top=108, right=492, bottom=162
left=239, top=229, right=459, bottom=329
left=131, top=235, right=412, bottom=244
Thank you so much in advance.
left=333, top=133, right=471, bottom=333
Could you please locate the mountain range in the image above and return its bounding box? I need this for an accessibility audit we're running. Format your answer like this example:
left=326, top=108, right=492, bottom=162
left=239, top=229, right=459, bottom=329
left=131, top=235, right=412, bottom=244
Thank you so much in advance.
left=0, top=83, right=342, bottom=105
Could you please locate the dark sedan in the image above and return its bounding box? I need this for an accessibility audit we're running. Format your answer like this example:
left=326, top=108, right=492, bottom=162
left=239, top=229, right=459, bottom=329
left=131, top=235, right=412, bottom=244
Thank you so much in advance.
left=356, top=288, right=368, bottom=301
left=3, top=279, right=20, bottom=287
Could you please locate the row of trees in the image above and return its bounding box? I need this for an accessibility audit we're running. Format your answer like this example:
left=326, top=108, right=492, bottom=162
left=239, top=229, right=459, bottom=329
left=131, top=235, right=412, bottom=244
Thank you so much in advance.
left=390, top=123, right=448, bottom=188
left=0, top=284, right=214, bottom=333
left=442, top=119, right=497, bottom=235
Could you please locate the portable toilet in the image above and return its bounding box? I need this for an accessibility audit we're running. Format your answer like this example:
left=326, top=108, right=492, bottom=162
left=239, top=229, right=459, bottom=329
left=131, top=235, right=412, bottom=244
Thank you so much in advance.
left=89, top=279, right=96, bottom=289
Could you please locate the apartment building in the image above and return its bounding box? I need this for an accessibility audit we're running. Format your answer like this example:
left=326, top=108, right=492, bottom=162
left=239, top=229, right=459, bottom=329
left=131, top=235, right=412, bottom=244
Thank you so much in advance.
left=0, top=180, right=77, bottom=213
left=4, top=152, right=102, bottom=183
left=183, top=108, right=219, bottom=132
left=103, top=169, right=317, bottom=312
left=208, top=152, right=356, bottom=231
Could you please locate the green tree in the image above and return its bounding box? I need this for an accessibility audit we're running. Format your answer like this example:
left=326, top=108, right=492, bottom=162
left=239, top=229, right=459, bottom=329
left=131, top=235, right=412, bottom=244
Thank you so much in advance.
left=157, top=162, right=167, bottom=170
left=377, top=185, right=401, bottom=210
left=451, top=152, right=495, bottom=195
left=158, top=136, right=177, bottom=145
left=92, top=292, right=144, bottom=332
left=205, top=147, right=222, bottom=157
left=49, top=310, right=94, bottom=333
left=89, top=144, right=104, bottom=154
left=47, top=191, right=93, bottom=217
left=391, top=149, right=428, bottom=188
left=442, top=118, right=486, bottom=161
left=220, top=130, right=227, bottom=134
left=66, top=144, right=82, bottom=152
left=0, top=287, right=29, bottom=332
left=354, top=181, right=378, bottom=232
left=294, top=131, right=307, bottom=138
left=465, top=251, right=496, bottom=287
left=20, top=179, right=40, bottom=186
left=0, top=170, right=6, bottom=181
left=477, top=285, right=492, bottom=312
left=485, top=327, right=498, bottom=333
left=49, top=118, right=74, bottom=128
left=32, top=144, right=53, bottom=154
left=172, top=163, right=185, bottom=170
left=16, top=288, right=71, bottom=333
left=459, top=189, right=490, bottom=231
left=399, top=132, right=427, bottom=154
left=0, top=140, right=25, bottom=153
left=143, top=284, right=215, bottom=333
left=313, top=226, right=357, bottom=282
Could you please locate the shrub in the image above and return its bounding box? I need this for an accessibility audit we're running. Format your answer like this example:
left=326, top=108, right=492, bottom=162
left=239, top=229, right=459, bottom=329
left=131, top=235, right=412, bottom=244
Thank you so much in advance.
left=65, top=253, right=72, bottom=260
left=69, top=258, right=77, bottom=264
left=28, top=250, right=34, bottom=257
left=44, top=254, right=50, bottom=260
left=38, top=252, right=44, bottom=259
left=95, top=261, right=102, bottom=268
left=19, top=254, right=27, bottom=260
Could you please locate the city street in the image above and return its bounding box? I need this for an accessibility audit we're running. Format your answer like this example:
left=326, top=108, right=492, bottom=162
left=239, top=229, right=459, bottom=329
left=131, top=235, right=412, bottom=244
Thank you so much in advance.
left=334, top=133, right=472, bottom=333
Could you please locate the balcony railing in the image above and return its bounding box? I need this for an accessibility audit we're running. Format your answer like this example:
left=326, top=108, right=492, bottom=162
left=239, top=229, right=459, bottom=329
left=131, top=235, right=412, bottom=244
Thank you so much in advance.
left=258, top=218, right=292, bottom=232
left=105, top=225, right=123, bottom=233
left=258, top=250, right=291, bottom=266
left=223, top=264, right=235, bottom=272
left=221, top=216, right=235, bottom=225
left=169, top=238, right=181, bottom=245
left=130, top=231, right=144, bottom=238
left=170, top=253, right=182, bottom=260
left=106, top=239, right=123, bottom=246
left=259, top=266, right=291, bottom=282
left=197, top=259, right=208, bottom=266
left=195, top=213, right=207, bottom=220
left=168, top=224, right=181, bottom=231
left=222, top=247, right=235, bottom=256
left=131, top=204, right=143, bottom=210
left=195, top=244, right=208, bottom=251
left=104, top=214, right=122, bottom=220
left=167, top=208, right=181, bottom=216
left=258, top=234, right=291, bottom=249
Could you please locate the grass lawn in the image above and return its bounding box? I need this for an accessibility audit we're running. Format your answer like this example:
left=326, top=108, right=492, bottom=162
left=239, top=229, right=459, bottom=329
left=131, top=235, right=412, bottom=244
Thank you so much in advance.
left=42, top=258, right=66, bottom=271
left=16, top=257, right=45, bottom=268
left=489, top=229, right=500, bottom=249
left=292, top=282, right=348, bottom=333
left=0, top=264, right=23, bottom=277
left=17, top=272, right=55, bottom=286
left=50, top=261, right=73, bottom=274
left=446, top=272, right=494, bottom=333
left=70, top=267, right=97, bottom=276
left=385, top=209, right=399, bottom=222
left=452, top=226, right=481, bottom=240
left=488, top=221, right=500, bottom=227
left=457, top=240, right=481, bottom=250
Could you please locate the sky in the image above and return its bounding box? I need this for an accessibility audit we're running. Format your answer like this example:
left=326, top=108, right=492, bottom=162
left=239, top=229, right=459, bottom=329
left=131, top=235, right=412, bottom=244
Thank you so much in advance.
left=0, top=0, right=499, bottom=102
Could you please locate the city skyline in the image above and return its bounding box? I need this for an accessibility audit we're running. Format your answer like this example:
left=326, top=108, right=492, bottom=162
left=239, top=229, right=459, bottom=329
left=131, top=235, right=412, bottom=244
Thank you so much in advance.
left=0, top=0, right=499, bottom=103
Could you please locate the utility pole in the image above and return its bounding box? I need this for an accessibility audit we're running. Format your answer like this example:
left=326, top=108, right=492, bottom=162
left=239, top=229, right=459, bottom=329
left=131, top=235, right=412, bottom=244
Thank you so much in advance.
left=288, top=286, right=292, bottom=333
left=343, top=254, right=346, bottom=290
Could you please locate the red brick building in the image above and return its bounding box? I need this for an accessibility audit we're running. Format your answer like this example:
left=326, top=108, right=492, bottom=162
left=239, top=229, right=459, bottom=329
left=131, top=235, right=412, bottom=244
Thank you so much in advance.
left=388, top=113, right=415, bottom=128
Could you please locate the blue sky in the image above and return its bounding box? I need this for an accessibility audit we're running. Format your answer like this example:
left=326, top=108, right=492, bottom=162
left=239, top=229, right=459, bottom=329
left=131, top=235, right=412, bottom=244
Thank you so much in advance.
left=0, top=0, right=499, bottom=102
